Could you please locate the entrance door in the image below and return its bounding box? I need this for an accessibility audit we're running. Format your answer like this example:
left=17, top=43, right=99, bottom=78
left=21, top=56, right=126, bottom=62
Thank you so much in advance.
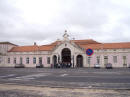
left=53, top=55, right=57, bottom=66
left=61, top=48, right=71, bottom=63
left=76, top=55, right=83, bottom=67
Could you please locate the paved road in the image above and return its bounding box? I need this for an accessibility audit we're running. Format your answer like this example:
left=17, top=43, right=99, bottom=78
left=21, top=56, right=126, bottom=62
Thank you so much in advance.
left=0, top=67, right=130, bottom=89
left=0, top=84, right=130, bottom=97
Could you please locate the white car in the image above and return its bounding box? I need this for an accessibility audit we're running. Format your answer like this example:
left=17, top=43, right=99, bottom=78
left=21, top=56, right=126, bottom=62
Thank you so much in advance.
left=94, top=64, right=100, bottom=69
left=36, top=64, right=44, bottom=68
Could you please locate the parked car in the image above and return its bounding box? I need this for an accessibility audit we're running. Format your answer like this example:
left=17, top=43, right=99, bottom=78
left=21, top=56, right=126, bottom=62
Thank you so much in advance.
left=105, top=63, right=112, bottom=69
left=36, top=64, right=44, bottom=68
left=94, top=64, right=100, bottom=69
left=15, top=64, right=25, bottom=68
left=128, top=64, right=130, bottom=68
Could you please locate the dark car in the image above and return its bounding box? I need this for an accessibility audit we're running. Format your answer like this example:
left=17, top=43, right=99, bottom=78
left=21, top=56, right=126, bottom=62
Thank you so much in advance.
left=128, top=64, right=130, bottom=68
left=36, top=64, right=44, bottom=68
left=105, top=63, right=112, bottom=69
left=15, top=64, right=25, bottom=68
left=94, top=64, right=100, bottom=69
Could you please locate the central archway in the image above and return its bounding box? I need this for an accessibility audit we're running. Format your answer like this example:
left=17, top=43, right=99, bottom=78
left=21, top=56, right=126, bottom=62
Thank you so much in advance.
left=61, top=48, right=71, bottom=63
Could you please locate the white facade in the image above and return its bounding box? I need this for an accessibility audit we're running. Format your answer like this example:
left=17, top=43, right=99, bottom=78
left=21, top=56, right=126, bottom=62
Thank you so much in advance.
left=0, top=33, right=130, bottom=68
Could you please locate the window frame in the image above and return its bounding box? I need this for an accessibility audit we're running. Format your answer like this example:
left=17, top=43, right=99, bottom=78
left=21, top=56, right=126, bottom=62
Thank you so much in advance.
left=26, top=57, right=29, bottom=64
left=14, top=58, right=16, bottom=64
left=47, top=57, right=50, bottom=64
left=33, top=57, right=36, bottom=64
left=8, top=58, right=10, bottom=64
left=113, top=56, right=117, bottom=63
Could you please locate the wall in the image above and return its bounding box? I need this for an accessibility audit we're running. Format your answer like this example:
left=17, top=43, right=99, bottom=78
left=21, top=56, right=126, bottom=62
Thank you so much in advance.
left=89, top=49, right=130, bottom=68
left=0, top=43, right=16, bottom=67
left=1, top=42, right=130, bottom=68
left=7, top=51, right=51, bottom=67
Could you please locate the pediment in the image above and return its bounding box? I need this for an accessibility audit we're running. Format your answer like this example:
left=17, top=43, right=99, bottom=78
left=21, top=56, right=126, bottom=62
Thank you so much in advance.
left=51, top=40, right=85, bottom=54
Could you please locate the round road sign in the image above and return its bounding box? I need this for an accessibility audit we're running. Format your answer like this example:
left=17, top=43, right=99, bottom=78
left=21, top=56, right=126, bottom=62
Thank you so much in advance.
left=86, top=48, right=94, bottom=56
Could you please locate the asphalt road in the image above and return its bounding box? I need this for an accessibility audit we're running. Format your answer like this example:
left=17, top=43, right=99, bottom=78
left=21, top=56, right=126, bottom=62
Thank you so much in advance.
left=0, top=67, right=130, bottom=89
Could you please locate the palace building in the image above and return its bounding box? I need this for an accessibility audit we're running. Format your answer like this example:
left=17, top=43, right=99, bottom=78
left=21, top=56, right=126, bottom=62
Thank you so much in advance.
left=0, top=32, right=130, bottom=68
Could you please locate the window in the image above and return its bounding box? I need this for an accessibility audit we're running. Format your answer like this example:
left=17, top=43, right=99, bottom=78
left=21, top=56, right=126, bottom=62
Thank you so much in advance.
left=104, top=49, right=107, bottom=51
left=26, top=57, right=29, bottom=64
left=14, top=58, right=16, bottom=64
left=33, top=57, right=36, bottom=64
left=20, top=57, right=23, bottom=64
left=8, top=58, right=10, bottom=64
left=122, top=49, right=125, bottom=51
left=113, top=56, right=117, bottom=63
left=123, top=56, right=127, bottom=67
left=47, top=57, right=50, bottom=64
left=39, top=57, right=42, bottom=64
left=113, top=49, right=116, bottom=51
left=97, top=56, right=100, bottom=64
left=104, top=56, right=108, bottom=65
left=123, top=56, right=126, bottom=60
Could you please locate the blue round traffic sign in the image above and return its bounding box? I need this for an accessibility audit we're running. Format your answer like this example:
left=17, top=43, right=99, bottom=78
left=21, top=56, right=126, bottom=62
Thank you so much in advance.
left=86, top=48, right=94, bottom=56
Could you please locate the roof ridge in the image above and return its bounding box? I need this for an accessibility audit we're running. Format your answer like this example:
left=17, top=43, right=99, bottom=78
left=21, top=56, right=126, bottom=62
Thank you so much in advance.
left=103, top=42, right=130, bottom=44
left=0, top=41, right=18, bottom=46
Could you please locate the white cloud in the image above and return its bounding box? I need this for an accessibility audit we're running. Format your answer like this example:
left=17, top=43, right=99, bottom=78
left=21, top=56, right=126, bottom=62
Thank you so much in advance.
left=0, top=0, right=130, bottom=45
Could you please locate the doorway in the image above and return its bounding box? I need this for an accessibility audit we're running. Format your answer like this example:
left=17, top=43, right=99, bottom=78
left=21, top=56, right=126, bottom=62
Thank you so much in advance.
left=61, top=48, right=71, bottom=63
left=76, top=55, right=83, bottom=67
left=53, top=55, right=57, bottom=66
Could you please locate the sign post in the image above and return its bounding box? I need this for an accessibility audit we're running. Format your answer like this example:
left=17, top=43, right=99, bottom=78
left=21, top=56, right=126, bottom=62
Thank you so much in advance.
left=86, top=48, right=94, bottom=56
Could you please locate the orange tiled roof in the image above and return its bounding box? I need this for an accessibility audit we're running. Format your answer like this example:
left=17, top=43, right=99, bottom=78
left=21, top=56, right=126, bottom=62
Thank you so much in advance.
left=80, top=44, right=103, bottom=50
left=8, top=45, right=39, bottom=52
left=8, top=44, right=56, bottom=52
left=103, top=42, right=130, bottom=49
left=39, top=45, right=55, bottom=51
left=80, top=42, right=130, bottom=50
left=71, top=39, right=101, bottom=45
left=8, top=40, right=130, bottom=52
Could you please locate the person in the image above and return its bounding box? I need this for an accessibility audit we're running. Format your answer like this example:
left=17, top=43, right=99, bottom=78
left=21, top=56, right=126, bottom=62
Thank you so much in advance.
left=60, top=62, right=63, bottom=68
left=63, top=62, right=65, bottom=68
left=68, top=62, right=70, bottom=68
left=72, top=63, right=74, bottom=68
left=69, top=62, right=72, bottom=68
left=54, top=63, right=58, bottom=68
left=58, top=63, right=60, bottom=68
left=51, top=64, right=53, bottom=68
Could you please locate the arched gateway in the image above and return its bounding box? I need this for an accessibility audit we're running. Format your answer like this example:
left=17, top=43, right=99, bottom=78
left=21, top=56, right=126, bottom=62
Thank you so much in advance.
left=61, top=48, right=71, bottom=63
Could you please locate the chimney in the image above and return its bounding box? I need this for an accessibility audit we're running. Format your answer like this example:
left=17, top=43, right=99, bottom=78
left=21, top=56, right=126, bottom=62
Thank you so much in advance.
left=34, top=42, right=37, bottom=45
left=72, top=38, right=75, bottom=40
